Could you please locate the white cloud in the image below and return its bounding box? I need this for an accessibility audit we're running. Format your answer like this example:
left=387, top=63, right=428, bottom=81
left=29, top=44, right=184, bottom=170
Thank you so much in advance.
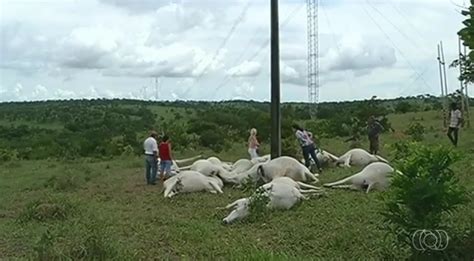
left=227, top=61, right=261, bottom=77
left=0, top=0, right=465, bottom=102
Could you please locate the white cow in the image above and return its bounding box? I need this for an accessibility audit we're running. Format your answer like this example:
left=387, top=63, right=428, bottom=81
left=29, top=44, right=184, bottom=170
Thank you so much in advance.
left=250, top=154, right=271, bottom=164
left=157, top=155, right=203, bottom=176
left=257, top=156, right=319, bottom=183
left=301, top=149, right=340, bottom=168
left=231, top=159, right=254, bottom=173
left=222, top=177, right=323, bottom=224
left=179, top=159, right=226, bottom=177
left=221, top=163, right=264, bottom=185
left=207, top=156, right=233, bottom=171
left=323, top=162, right=400, bottom=193
left=335, top=148, right=389, bottom=168
left=163, top=171, right=224, bottom=198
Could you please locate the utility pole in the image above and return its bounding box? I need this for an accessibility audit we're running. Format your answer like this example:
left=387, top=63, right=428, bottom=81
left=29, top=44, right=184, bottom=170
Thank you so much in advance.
left=270, top=0, right=281, bottom=159
left=437, top=43, right=446, bottom=127
left=440, top=41, right=449, bottom=97
left=462, top=41, right=471, bottom=127
left=154, top=77, right=160, bottom=101
left=437, top=41, right=449, bottom=127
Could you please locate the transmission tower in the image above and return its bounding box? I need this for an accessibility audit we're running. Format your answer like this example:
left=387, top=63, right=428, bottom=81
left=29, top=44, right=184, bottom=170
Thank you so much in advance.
left=307, top=0, right=319, bottom=117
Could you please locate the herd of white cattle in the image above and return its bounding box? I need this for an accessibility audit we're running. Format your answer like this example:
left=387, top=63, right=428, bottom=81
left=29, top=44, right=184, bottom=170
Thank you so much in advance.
left=157, top=148, right=400, bottom=224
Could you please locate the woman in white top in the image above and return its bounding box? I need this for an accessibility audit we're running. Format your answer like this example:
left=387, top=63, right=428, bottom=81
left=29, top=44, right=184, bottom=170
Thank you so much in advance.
left=248, top=128, right=260, bottom=159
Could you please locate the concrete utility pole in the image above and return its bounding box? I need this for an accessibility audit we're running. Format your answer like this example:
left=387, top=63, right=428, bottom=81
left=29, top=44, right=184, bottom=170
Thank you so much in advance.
left=437, top=41, right=449, bottom=127
left=460, top=39, right=471, bottom=127
left=270, top=0, right=281, bottom=159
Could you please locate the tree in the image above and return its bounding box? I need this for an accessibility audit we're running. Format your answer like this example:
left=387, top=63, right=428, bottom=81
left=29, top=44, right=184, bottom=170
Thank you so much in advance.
left=450, top=1, right=474, bottom=84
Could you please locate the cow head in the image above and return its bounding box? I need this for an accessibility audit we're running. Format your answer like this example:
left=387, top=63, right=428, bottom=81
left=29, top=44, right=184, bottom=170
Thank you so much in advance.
left=171, top=177, right=184, bottom=194
left=256, top=165, right=271, bottom=183
left=222, top=198, right=250, bottom=225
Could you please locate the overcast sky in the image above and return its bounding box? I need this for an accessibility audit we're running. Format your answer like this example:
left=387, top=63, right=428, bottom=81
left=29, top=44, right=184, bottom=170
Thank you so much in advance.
left=0, top=0, right=468, bottom=103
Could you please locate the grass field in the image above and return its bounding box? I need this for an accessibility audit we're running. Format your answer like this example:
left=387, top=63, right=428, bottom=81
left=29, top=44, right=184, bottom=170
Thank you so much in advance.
left=1, top=108, right=473, bottom=260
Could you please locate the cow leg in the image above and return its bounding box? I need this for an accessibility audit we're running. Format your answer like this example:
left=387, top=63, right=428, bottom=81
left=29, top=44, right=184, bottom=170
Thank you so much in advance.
left=344, top=154, right=352, bottom=167
left=297, top=182, right=323, bottom=190
left=166, top=191, right=177, bottom=198
left=299, top=189, right=323, bottom=194
left=366, top=182, right=376, bottom=194
left=331, top=184, right=358, bottom=190
left=209, top=181, right=224, bottom=194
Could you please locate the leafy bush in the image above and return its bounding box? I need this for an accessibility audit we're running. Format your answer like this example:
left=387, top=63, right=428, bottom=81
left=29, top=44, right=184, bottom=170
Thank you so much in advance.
left=381, top=143, right=468, bottom=260
left=405, top=122, right=425, bottom=142
left=0, top=148, right=19, bottom=162
left=395, top=101, right=417, bottom=114
left=247, top=186, right=271, bottom=223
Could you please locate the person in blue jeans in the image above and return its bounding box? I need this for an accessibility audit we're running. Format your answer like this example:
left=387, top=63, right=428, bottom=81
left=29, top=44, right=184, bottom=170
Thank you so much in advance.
left=292, top=124, right=322, bottom=172
left=143, top=131, right=159, bottom=185
left=159, top=135, right=174, bottom=182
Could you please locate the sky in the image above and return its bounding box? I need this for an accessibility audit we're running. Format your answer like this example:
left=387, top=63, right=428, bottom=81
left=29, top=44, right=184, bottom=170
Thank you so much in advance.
left=0, top=0, right=469, bottom=103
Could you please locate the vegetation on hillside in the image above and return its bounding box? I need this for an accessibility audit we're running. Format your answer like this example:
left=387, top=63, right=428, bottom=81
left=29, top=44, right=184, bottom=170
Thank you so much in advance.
left=0, top=95, right=461, bottom=162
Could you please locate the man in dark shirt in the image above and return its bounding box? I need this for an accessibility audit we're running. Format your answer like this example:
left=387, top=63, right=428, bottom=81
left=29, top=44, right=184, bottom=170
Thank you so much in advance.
left=367, top=116, right=384, bottom=155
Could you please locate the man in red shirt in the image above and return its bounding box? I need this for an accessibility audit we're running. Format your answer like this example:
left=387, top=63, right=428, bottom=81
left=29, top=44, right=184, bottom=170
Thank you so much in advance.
left=159, top=135, right=173, bottom=182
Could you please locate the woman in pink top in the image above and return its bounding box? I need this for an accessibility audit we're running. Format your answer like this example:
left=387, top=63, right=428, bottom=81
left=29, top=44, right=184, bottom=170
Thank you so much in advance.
left=248, top=128, right=260, bottom=159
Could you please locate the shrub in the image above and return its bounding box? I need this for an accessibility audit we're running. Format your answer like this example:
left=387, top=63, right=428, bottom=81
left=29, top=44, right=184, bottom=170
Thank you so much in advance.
left=405, top=122, right=425, bottom=142
left=247, top=186, right=271, bottom=223
left=381, top=143, right=468, bottom=260
left=0, top=148, right=19, bottom=162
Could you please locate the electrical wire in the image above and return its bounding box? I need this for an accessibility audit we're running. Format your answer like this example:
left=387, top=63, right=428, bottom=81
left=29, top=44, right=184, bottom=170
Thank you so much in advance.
left=209, top=2, right=306, bottom=99
left=361, top=3, right=431, bottom=96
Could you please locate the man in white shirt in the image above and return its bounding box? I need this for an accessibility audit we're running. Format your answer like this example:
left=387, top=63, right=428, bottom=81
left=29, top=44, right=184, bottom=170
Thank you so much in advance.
left=447, top=102, right=463, bottom=147
left=144, top=130, right=159, bottom=185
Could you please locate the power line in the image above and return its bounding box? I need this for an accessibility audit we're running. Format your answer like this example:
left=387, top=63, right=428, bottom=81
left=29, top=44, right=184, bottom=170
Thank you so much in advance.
left=386, top=0, right=429, bottom=45
left=210, top=3, right=305, bottom=99
left=180, top=0, right=251, bottom=98
left=320, top=0, right=354, bottom=92
left=360, top=4, right=431, bottom=96
left=366, top=0, right=428, bottom=56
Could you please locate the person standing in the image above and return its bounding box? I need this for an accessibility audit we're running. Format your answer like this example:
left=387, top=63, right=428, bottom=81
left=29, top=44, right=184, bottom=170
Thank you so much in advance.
left=367, top=116, right=384, bottom=155
left=159, top=135, right=173, bottom=182
left=447, top=102, right=463, bottom=147
left=248, top=128, right=260, bottom=159
left=143, top=131, right=159, bottom=185
left=291, top=124, right=322, bottom=172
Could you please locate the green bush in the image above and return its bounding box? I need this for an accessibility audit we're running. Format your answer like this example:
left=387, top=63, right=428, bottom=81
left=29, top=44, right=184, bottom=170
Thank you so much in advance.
left=0, top=148, right=19, bottom=162
left=405, top=122, right=425, bottom=142
left=381, top=143, right=468, bottom=260
left=247, top=186, right=271, bottom=223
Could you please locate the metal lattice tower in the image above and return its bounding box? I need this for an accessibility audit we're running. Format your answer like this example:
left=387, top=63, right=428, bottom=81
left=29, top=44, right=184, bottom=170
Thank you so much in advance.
left=307, top=0, right=319, bottom=117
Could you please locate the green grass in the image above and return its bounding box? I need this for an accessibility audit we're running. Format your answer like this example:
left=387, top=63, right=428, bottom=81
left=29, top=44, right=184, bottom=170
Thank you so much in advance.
left=0, top=109, right=473, bottom=260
